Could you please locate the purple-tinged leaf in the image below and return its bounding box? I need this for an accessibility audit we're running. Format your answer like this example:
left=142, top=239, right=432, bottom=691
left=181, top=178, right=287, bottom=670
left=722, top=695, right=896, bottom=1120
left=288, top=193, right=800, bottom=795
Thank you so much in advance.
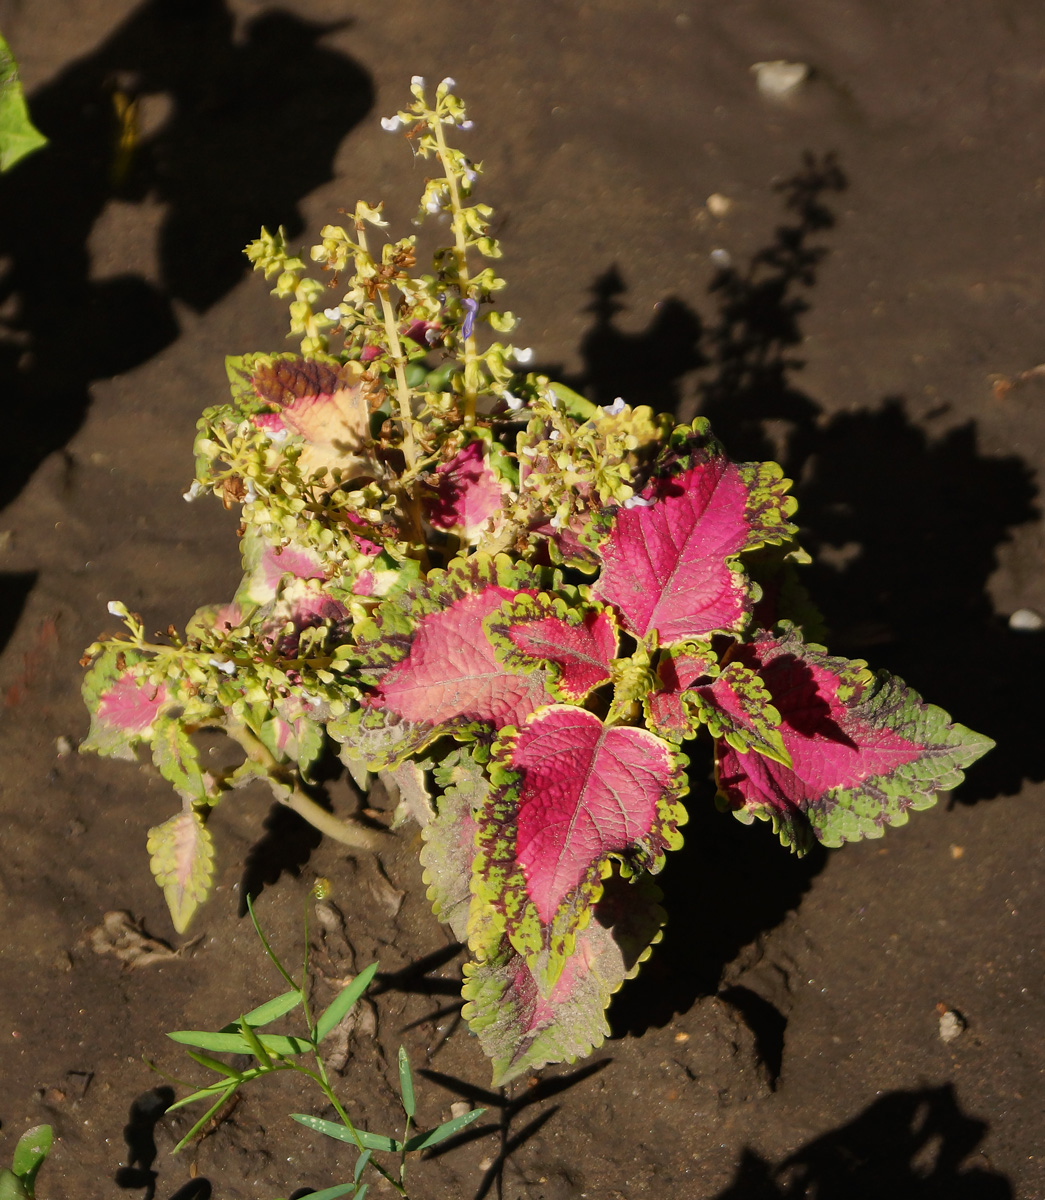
left=474, top=706, right=686, bottom=992
left=333, top=555, right=554, bottom=769
left=424, top=441, right=508, bottom=537
left=147, top=808, right=216, bottom=933
left=484, top=593, right=618, bottom=703
left=462, top=871, right=665, bottom=1084
left=716, top=624, right=995, bottom=850
left=593, top=419, right=796, bottom=644
left=246, top=354, right=372, bottom=483
left=81, top=647, right=170, bottom=760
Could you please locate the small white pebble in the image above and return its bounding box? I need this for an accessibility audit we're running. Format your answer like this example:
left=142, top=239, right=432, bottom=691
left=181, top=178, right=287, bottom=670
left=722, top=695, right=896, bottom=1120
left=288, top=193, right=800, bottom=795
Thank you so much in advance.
left=1009, top=607, right=1043, bottom=632
left=938, top=1008, right=966, bottom=1043
left=55, top=735, right=74, bottom=758
left=449, top=1101, right=470, bottom=1120
left=706, top=192, right=732, bottom=218
left=710, top=248, right=732, bottom=268
left=751, top=60, right=810, bottom=99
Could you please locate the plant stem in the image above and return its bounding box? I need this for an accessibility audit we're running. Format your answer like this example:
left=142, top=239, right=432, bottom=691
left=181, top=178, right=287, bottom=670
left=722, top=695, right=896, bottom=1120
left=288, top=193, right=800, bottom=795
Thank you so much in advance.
left=225, top=721, right=386, bottom=851
left=354, top=222, right=418, bottom=468
left=432, top=117, right=479, bottom=428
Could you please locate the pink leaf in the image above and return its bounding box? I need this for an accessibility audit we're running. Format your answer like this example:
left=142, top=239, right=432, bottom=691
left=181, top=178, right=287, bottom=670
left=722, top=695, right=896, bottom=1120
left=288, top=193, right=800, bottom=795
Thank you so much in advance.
left=366, top=588, right=550, bottom=727
left=644, top=643, right=717, bottom=742
left=425, top=441, right=507, bottom=536
left=98, top=672, right=168, bottom=736
left=716, top=625, right=994, bottom=849
left=484, top=593, right=618, bottom=702
left=333, top=556, right=555, bottom=768
left=475, top=706, right=686, bottom=991
left=593, top=423, right=796, bottom=643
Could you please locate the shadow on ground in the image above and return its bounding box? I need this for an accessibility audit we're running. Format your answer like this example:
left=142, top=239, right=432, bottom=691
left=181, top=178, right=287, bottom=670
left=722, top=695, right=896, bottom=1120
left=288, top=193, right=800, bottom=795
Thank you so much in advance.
left=0, top=0, right=373, bottom=520
left=712, top=1084, right=1011, bottom=1199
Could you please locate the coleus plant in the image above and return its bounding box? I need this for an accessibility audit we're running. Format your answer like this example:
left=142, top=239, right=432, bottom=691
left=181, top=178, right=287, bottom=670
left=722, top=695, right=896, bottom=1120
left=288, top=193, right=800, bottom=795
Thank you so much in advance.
left=81, top=78, right=993, bottom=1085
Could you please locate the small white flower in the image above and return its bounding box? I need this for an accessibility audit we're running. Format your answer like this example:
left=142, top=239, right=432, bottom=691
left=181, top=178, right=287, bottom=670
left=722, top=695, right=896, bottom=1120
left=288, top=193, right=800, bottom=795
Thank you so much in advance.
left=425, top=195, right=443, bottom=214
left=411, top=75, right=425, bottom=89
left=182, top=479, right=204, bottom=502
left=549, top=430, right=561, bottom=441
left=518, top=445, right=536, bottom=458
left=624, top=495, right=655, bottom=509
left=544, top=388, right=558, bottom=408
left=603, top=396, right=626, bottom=416
left=549, top=513, right=563, bottom=529
left=266, top=427, right=289, bottom=445
left=503, top=390, right=525, bottom=411
left=464, top=168, right=478, bottom=186
left=513, top=346, right=534, bottom=364
left=460, top=119, right=474, bottom=130
left=243, top=479, right=258, bottom=504
left=380, top=115, right=403, bottom=132
left=209, top=657, right=236, bottom=675
left=322, top=306, right=342, bottom=321
left=425, top=326, right=440, bottom=345
left=439, top=76, right=456, bottom=90
left=107, top=600, right=125, bottom=617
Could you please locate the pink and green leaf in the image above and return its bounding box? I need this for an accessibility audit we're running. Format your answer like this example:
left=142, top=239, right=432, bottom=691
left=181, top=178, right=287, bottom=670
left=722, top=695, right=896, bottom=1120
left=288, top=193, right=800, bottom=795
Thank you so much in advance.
left=715, top=624, right=995, bottom=850
left=424, top=440, right=509, bottom=537
left=462, top=870, right=665, bottom=1084
left=643, top=642, right=718, bottom=742
left=335, top=555, right=555, bottom=768
left=484, top=593, right=618, bottom=703
left=592, top=419, right=797, bottom=644
left=474, top=705, right=687, bottom=993
left=147, top=807, right=216, bottom=933
left=690, top=661, right=790, bottom=765
left=81, top=646, right=170, bottom=760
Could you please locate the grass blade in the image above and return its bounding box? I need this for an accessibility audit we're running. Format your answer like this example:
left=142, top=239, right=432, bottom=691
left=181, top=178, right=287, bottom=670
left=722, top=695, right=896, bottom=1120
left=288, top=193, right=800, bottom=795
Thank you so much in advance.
left=316, top=962, right=378, bottom=1041
left=290, top=1114, right=400, bottom=1154
left=403, top=1107, right=485, bottom=1152
left=286, top=1185, right=357, bottom=1200
left=397, top=1047, right=415, bottom=1120
left=234, top=988, right=304, bottom=1029
left=354, top=1150, right=371, bottom=1183
left=171, top=1086, right=238, bottom=1154
left=237, top=1015, right=273, bottom=1069
left=167, top=1031, right=312, bottom=1056
left=185, top=1051, right=242, bottom=1079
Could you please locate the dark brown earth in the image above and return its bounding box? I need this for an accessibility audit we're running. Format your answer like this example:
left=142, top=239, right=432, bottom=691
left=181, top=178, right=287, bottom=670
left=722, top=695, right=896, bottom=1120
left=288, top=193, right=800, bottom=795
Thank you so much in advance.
left=1, top=2, right=1043, bottom=1198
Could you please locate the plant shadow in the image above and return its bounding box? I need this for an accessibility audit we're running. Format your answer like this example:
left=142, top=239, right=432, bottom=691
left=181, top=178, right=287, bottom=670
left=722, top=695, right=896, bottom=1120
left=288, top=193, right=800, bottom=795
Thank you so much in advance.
left=561, top=149, right=1041, bottom=1035
left=712, top=1083, right=1012, bottom=1199
left=0, top=0, right=373, bottom=522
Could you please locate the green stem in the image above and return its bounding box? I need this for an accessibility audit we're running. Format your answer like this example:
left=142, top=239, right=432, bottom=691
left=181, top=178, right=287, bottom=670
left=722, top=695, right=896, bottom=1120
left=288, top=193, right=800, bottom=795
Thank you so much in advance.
left=225, top=721, right=386, bottom=851
left=432, top=116, right=479, bottom=428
